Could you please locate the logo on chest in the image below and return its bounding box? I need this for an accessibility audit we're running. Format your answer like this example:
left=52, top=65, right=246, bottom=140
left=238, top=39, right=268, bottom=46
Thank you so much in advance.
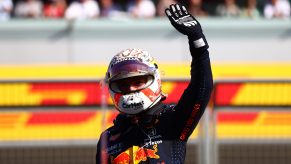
left=111, top=144, right=160, bottom=164
left=143, top=128, right=163, bottom=147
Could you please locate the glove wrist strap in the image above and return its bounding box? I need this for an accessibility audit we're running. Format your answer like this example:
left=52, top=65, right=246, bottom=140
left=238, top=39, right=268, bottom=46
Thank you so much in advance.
left=192, top=38, right=206, bottom=48
left=188, top=36, right=209, bottom=55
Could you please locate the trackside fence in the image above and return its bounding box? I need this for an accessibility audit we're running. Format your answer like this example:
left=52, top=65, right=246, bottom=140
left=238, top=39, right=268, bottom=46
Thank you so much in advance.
left=210, top=80, right=291, bottom=164
left=0, top=80, right=290, bottom=164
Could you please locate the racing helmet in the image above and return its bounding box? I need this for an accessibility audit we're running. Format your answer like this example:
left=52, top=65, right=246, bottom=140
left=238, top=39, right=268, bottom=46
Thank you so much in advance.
left=105, top=48, right=163, bottom=115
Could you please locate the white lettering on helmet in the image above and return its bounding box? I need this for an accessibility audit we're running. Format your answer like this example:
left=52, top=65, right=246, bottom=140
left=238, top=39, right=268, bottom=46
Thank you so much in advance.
left=110, top=57, right=138, bottom=67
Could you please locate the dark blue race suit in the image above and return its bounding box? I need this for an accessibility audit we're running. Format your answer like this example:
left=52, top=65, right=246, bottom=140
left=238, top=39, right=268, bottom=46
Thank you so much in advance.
left=96, top=42, right=213, bottom=163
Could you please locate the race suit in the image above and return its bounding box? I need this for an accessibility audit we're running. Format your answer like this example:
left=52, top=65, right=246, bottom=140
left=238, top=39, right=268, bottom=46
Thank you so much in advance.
left=96, top=45, right=213, bottom=164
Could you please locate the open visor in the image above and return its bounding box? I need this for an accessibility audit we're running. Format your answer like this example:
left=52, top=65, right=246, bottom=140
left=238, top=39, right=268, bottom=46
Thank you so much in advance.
left=107, top=60, right=156, bottom=83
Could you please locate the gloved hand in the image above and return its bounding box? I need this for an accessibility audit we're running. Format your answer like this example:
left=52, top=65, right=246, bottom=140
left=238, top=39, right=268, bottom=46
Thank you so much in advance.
left=165, top=4, right=208, bottom=49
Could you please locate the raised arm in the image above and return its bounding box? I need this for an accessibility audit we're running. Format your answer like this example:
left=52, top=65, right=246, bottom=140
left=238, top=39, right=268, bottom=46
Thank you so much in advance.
left=165, top=4, right=213, bottom=141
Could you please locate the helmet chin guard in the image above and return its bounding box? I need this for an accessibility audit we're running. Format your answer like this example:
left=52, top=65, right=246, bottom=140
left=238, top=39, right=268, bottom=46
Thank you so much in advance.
left=113, top=91, right=162, bottom=115
left=106, top=48, right=163, bottom=115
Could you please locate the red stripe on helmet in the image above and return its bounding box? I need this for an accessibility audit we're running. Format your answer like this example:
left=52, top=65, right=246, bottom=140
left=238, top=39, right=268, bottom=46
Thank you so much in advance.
left=114, top=93, right=122, bottom=106
left=141, top=88, right=158, bottom=102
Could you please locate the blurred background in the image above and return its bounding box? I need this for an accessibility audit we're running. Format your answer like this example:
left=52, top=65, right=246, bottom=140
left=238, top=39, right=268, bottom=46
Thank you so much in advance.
left=0, top=0, right=291, bottom=164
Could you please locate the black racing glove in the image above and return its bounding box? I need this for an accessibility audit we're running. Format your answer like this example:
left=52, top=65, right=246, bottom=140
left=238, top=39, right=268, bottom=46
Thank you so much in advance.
left=165, top=4, right=208, bottom=50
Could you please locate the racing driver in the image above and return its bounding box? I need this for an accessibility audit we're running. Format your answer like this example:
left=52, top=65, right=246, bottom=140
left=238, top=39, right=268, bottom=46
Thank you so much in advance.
left=96, top=3, right=213, bottom=163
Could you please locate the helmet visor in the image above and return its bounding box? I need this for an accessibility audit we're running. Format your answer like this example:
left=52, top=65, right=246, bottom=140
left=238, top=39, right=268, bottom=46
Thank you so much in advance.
left=107, top=60, right=155, bottom=83
left=109, top=75, right=154, bottom=94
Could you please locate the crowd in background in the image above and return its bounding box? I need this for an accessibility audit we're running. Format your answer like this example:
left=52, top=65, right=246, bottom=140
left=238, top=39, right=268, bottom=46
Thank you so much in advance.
left=0, top=0, right=290, bottom=21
